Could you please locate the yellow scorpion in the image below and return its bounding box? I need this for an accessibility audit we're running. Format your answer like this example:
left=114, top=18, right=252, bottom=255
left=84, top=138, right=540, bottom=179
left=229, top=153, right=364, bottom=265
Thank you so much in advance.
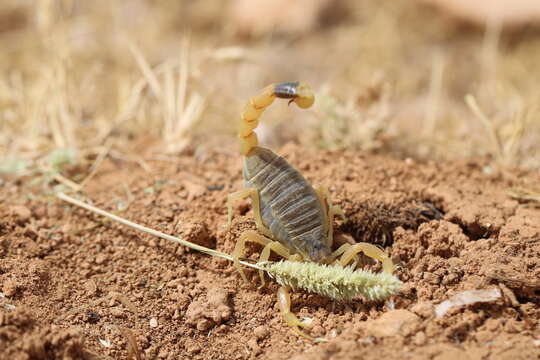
left=227, top=82, right=395, bottom=340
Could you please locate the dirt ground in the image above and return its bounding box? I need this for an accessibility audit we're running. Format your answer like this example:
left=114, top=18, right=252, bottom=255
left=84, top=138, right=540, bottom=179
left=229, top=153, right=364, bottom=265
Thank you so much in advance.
left=1, top=141, right=539, bottom=360
left=2, top=0, right=540, bottom=359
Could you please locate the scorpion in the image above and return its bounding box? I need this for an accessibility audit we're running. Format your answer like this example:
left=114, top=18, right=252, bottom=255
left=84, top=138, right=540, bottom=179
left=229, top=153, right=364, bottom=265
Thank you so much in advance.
left=227, top=82, right=396, bottom=340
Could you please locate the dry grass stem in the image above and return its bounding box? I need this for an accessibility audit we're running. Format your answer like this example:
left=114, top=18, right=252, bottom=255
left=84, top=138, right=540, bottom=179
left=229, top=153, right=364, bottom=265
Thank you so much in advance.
left=465, top=94, right=504, bottom=160
left=79, top=139, right=114, bottom=190
left=507, top=187, right=540, bottom=205
left=423, top=53, right=445, bottom=136
left=56, top=192, right=401, bottom=301
left=117, top=326, right=144, bottom=360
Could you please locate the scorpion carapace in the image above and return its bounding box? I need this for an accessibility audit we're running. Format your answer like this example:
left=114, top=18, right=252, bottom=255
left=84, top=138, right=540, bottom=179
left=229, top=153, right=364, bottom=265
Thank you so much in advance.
left=227, top=82, right=396, bottom=340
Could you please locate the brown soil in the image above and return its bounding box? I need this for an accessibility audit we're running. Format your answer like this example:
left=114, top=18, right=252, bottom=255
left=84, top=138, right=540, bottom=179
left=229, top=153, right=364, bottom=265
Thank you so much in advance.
left=1, top=143, right=539, bottom=360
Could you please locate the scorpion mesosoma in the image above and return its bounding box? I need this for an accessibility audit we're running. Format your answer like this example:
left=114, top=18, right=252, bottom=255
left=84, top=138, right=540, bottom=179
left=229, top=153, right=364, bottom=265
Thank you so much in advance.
left=227, top=82, right=396, bottom=340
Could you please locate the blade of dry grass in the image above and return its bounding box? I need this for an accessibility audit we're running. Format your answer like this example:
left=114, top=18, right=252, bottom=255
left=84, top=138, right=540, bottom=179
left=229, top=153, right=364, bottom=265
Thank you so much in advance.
left=176, top=36, right=190, bottom=128
left=79, top=139, right=114, bottom=189
left=128, top=41, right=162, bottom=98
left=117, top=327, right=144, bottom=360
left=465, top=94, right=503, bottom=159
left=481, top=17, right=502, bottom=93
left=507, top=187, right=540, bottom=205
left=56, top=192, right=238, bottom=263
left=423, top=53, right=445, bottom=136
left=56, top=192, right=402, bottom=307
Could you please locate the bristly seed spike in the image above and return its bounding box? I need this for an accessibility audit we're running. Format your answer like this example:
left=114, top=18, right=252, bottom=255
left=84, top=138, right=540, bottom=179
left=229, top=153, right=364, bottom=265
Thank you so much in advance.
left=259, top=260, right=402, bottom=301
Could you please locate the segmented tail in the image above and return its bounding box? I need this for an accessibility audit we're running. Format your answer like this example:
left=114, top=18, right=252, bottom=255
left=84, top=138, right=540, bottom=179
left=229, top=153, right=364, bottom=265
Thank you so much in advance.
left=238, top=82, right=315, bottom=156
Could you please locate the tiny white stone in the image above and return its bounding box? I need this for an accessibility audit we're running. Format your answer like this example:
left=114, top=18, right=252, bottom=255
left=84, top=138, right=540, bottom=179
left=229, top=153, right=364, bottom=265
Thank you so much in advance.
left=3, top=303, right=15, bottom=310
left=149, top=318, right=158, bottom=328
left=99, top=339, right=112, bottom=348
left=301, top=317, right=313, bottom=327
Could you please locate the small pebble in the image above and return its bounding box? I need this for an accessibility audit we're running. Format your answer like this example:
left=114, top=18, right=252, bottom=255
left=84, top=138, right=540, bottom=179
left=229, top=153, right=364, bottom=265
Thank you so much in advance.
left=10, top=205, right=31, bottom=222
left=196, top=319, right=213, bottom=331
left=2, top=279, right=18, bottom=297
left=186, top=344, right=201, bottom=355
left=310, top=325, right=325, bottom=338
left=149, top=318, right=158, bottom=328
left=253, top=326, right=269, bottom=340
left=85, top=280, right=97, bottom=296
left=94, top=254, right=106, bottom=265
left=60, top=223, right=72, bottom=234
left=110, top=308, right=124, bottom=318
left=413, top=331, right=427, bottom=345
left=167, top=279, right=182, bottom=289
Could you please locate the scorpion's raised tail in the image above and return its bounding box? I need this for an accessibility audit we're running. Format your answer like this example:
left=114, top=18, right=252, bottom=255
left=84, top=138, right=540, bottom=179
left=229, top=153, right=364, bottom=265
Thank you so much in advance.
left=238, top=82, right=315, bottom=156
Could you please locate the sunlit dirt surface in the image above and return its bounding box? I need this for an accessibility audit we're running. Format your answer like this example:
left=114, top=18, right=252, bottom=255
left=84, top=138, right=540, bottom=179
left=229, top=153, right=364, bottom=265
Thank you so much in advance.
left=1, top=143, right=539, bottom=359
left=1, top=1, right=540, bottom=359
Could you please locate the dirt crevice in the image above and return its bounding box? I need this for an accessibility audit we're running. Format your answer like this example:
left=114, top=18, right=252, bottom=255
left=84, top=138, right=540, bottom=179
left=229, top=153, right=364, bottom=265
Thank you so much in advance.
left=343, top=199, right=444, bottom=246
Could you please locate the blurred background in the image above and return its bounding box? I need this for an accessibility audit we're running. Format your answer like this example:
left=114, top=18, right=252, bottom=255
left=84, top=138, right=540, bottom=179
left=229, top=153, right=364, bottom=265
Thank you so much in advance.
left=1, top=0, right=540, bottom=180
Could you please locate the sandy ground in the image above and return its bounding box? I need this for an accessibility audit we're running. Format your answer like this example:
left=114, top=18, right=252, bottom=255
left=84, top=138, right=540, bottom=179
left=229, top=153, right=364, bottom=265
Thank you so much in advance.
left=1, top=142, right=539, bottom=359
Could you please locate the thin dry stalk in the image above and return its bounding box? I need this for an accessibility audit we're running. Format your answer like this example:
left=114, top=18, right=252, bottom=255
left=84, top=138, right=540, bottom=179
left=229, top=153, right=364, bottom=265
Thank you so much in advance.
left=163, top=37, right=205, bottom=153
left=97, top=79, right=147, bottom=144
left=127, top=38, right=205, bottom=153
left=481, top=17, right=502, bottom=94
left=423, top=53, right=445, bottom=136
left=117, top=326, right=144, bottom=360
left=128, top=42, right=162, bottom=98
left=465, top=94, right=504, bottom=160
left=465, top=93, right=533, bottom=167
left=176, top=37, right=190, bottom=121
left=56, top=192, right=402, bottom=302
left=79, top=139, right=114, bottom=190
left=51, top=173, right=81, bottom=192
left=108, top=149, right=153, bottom=174
left=56, top=192, right=237, bottom=263
left=507, top=187, right=540, bottom=205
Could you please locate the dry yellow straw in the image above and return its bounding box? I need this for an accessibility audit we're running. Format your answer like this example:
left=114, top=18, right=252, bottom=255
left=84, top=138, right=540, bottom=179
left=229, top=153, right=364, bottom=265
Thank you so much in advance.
left=57, top=192, right=402, bottom=301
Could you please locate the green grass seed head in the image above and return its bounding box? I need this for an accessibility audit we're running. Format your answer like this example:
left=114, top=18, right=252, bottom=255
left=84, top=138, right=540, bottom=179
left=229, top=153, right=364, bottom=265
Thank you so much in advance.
left=260, top=260, right=402, bottom=301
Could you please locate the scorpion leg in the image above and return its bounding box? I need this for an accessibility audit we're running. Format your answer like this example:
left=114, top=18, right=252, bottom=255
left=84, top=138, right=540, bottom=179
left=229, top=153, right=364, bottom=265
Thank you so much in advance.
left=278, top=286, right=315, bottom=341
left=333, top=242, right=395, bottom=274
left=315, top=185, right=346, bottom=248
left=258, top=241, right=291, bottom=286
left=232, top=230, right=272, bottom=283
left=232, top=232, right=291, bottom=285
left=233, top=234, right=311, bottom=339
left=227, top=188, right=273, bottom=238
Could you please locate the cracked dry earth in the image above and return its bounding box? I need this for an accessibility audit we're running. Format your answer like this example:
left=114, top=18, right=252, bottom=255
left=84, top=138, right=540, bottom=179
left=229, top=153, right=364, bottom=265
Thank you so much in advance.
left=1, top=143, right=539, bottom=359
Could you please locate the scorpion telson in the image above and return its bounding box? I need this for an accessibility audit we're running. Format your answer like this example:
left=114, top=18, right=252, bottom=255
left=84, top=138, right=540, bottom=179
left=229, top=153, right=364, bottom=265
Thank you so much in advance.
left=227, top=82, right=396, bottom=340
left=273, top=81, right=315, bottom=107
